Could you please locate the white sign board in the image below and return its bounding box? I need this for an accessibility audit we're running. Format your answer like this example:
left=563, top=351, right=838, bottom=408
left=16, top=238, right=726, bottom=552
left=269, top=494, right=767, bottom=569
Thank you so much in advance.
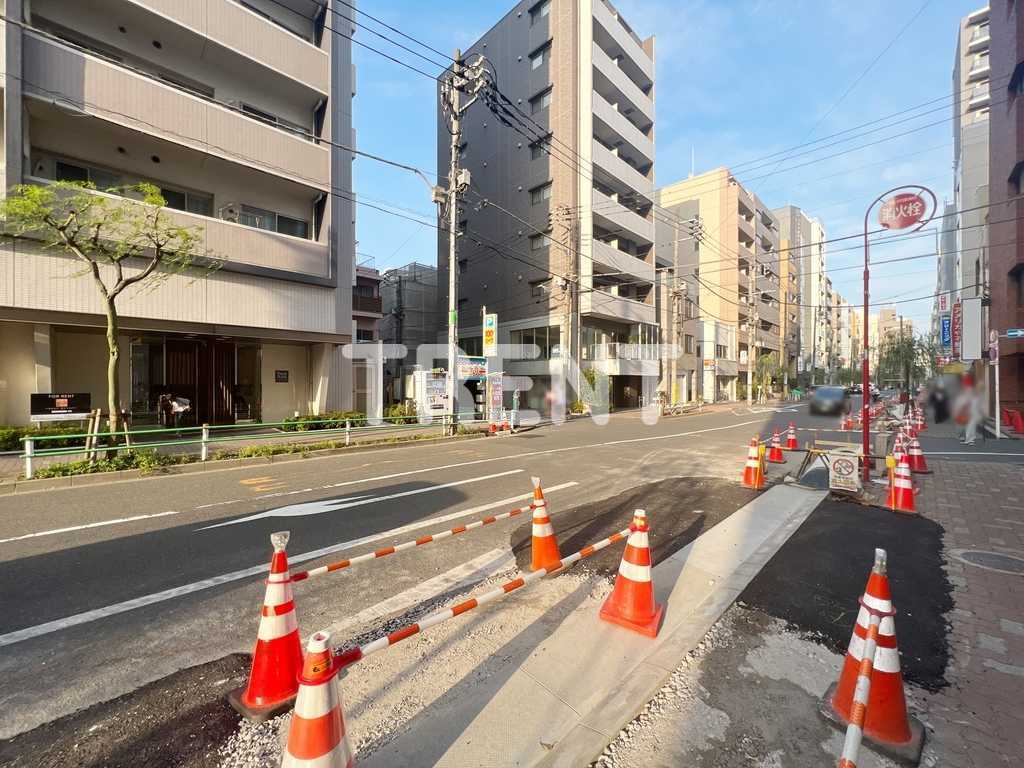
left=482, top=313, right=498, bottom=357
left=961, top=297, right=983, bottom=361
left=828, top=450, right=862, bottom=494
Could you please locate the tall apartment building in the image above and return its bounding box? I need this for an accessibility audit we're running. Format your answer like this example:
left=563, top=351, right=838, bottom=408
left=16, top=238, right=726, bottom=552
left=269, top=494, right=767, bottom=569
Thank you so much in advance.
left=0, top=0, right=356, bottom=426
left=380, top=261, right=440, bottom=402
left=953, top=6, right=992, bottom=377
left=773, top=205, right=813, bottom=386
left=351, top=263, right=383, bottom=413
left=659, top=169, right=782, bottom=402
left=438, top=0, right=656, bottom=413
left=930, top=202, right=959, bottom=347
left=778, top=207, right=828, bottom=382
left=654, top=194, right=700, bottom=404
left=988, top=0, right=1024, bottom=409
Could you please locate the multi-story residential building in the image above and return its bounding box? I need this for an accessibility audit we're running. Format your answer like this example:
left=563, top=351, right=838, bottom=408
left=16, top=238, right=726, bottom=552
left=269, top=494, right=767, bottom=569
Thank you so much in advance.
left=782, top=210, right=828, bottom=383
left=0, top=0, right=356, bottom=426
left=773, top=205, right=815, bottom=387
left=659, top=169, right=782, bottom=401
left=438, top=0, right=657, bottom=413
left=380, top=261, right=440, bottom=403
left=836, top=300, right=853, bottom=371
left=351, top=263, right=383, bottom=413
left=988, top=0, right=1024, bottom=411
left=930, top=203, right=959, bottom=348
left=953, top=6, right=992, bottom=379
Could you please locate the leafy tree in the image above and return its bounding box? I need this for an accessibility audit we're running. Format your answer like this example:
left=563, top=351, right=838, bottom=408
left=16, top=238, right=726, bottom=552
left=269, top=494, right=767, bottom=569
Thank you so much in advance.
left=876, top=332, right=928, bottom=389
left=1, top=181, right=221, bottom=436
left=754, top=351, right=782, bottom=400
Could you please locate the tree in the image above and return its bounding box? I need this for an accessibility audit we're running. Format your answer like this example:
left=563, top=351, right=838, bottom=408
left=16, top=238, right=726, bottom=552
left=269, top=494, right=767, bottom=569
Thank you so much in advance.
left=1, top=181, right=221, bottom=436
left=876, top=332, right=927, bottom=390
left=754, top=351, right=782, bottom=402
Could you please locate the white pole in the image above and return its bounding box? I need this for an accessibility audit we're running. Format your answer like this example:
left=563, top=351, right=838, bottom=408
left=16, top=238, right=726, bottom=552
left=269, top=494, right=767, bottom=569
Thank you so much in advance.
left=24, top=436, right=34, bottom=480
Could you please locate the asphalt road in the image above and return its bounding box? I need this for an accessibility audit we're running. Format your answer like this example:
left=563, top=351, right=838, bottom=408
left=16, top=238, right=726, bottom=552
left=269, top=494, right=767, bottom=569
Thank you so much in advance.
left=0, top=397, right=1013, bottom=740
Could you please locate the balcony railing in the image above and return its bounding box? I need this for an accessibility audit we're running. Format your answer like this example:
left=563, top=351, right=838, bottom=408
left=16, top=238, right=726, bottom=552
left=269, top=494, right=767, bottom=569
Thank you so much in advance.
left=352, top=295, right=383, bottom=314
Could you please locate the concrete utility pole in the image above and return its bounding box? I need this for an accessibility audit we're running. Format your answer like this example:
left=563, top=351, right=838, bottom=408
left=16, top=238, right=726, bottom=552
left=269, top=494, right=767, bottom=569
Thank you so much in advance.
left=553, top=204, right=579, bottom=402
left=438, top=49, right=487, bottom=434
left=747, top=265, right=756, bottom=405
left=671, top=218, right=680, bottom=405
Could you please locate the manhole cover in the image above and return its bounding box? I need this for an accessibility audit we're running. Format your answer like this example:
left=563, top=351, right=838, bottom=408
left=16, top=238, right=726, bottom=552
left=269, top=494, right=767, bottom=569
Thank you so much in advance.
left=953, top=550, right=1024, bottom=576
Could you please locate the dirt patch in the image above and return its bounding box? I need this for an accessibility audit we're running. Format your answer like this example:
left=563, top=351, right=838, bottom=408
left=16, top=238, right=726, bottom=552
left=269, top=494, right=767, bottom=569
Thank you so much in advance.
left=0, top=654, right=248, bottom=768
left=738, top=497, right=952, bottom=691
left=510, top=477, right=760, bottom=575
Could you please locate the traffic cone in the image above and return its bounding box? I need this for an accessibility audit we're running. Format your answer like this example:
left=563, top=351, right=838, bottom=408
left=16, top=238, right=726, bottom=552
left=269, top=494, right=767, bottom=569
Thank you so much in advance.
left=530, top=476, right=561, bottom=571
left=767, top=429, right=785, bottom=463
left=281, top=630, right=355, bottom=768
left=892, top=430, right=905, bottom=464
left=840, top=414, right=849, bottom=431
left=229, top=531, right=303, bottom=720
left=906, top=435, right=931, bottom=474
left=600, top=510, right=663, bottom=638
left=820, top=549, right=925, bottom=764
left=741, top=437, right=764, bottom=489
left=886, top=454, right=916, bottom=514
left=785, top=421, right=798, bottom=450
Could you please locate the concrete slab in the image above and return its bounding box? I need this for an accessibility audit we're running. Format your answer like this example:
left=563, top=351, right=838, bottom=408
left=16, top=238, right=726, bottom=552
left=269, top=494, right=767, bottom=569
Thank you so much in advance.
left=370, top=483, right=826, bottom=768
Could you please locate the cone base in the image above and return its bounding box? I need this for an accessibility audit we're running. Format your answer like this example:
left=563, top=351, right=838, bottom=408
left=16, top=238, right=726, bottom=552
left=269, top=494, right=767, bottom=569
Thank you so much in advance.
left=818, top=681, right=925, bottom=766
left=909, top=467, right=932, bottom=475
left=227, top=685, right=297, bottom=722
left=599, top=600, right=664, bottom=638
left=767, top=455, right=785, bottom=464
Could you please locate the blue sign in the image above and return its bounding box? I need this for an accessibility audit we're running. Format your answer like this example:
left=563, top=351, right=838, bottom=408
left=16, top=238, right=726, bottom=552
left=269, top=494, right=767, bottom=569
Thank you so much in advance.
left=940, top=315, right=952, bottom=348
left=1008, top=328, right=1024, bottom=339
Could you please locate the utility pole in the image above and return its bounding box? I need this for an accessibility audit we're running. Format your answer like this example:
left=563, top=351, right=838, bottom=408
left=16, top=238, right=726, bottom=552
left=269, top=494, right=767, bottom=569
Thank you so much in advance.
left=671, top=218, right=680, bottom=405
left=747, top=264, right=757, bottom=405
left=438, top=49, right=487, bottom=435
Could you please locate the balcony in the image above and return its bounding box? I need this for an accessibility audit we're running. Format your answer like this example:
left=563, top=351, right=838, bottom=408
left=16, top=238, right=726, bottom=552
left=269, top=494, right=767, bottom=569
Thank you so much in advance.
left=758, top=301, right=780, bottom=326
left=968, top=26, right=991, bottom=53
left=968, top=56, right=991, bottom=82
left=352, top=295, right=383, bottom=315
left=23, top=33, right=330, bottom=190
left=592, top=188, right=653, bottom=245
left=583, top=289, right=656, bottom=325
left=738, top=215, right=754, bottom=242
left=585, top=341, right=658, bottom=377
left=966, top=6, right=990, bottom=25
left=592, top=42, right=654, bottom=125
left=592, top=0, right=654, bottom=85
left=127, top=0, right=328, bottom=93
left=592, top=140, right=653, bottom=199
left=27, top=177, right=329, bottom=277
left=592, top=239, right=654, bottom=283
left=968, top=84, right=991, bottom=110
left=592, top=91, right=653, bottom=165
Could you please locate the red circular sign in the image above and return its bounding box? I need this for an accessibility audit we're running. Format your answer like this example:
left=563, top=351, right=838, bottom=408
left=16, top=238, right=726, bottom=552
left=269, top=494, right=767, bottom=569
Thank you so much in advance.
left=878, top=193, right=927, bottom=230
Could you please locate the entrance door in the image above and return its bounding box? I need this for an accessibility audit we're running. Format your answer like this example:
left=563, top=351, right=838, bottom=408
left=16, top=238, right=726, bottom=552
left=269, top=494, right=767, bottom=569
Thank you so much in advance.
left=213, top=341, right=236, bottom=423
left=166, top=340, right=199, bottom=425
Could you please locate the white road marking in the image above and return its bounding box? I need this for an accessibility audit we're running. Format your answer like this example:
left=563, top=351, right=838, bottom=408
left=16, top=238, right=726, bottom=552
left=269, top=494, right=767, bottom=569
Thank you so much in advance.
left=928, top=451, right=1024, bottom=458
left=328, top=547, right=516, bottom=635
left=0, top=483, right=577, bottom=647
left=198, top=470, right=525, bottom=530
left=0, top=510, right=183, bottom=545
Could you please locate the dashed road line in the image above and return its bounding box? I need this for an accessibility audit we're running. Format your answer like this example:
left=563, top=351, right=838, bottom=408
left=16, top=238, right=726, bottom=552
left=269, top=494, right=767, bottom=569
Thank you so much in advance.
left=0, top=510, right=183, bottom=545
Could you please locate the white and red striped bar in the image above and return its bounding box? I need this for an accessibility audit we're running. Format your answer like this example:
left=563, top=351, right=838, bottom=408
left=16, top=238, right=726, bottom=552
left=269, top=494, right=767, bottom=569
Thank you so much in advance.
left=333, top=526, right=632, bottom=670
left=291, top=504, right=533, bottom=583
left=837, top=612, right=882, bottom=768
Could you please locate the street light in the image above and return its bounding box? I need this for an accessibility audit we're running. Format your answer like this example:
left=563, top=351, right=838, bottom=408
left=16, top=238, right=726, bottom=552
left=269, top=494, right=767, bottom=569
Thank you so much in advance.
left=861, top=185, right=936, bottom=480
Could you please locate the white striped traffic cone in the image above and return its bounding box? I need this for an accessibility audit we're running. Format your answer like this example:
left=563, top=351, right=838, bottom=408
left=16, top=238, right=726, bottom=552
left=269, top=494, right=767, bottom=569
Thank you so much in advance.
left=530, top=477, right=561, bottom=571
left=599, top=510, right=663, bottom=638
left=887, top=454, right=916, bottom=514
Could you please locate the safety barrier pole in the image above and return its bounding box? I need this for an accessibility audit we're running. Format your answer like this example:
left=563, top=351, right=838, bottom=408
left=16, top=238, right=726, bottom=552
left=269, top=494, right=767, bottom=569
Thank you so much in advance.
left=200, top=423, right=210, bottom=462
left=24, top=437, right=34, bottom=480
left=837, top=612, right=882, bottom=767
left=291, top=501, right=535, bottom=582
left=333, top=525, right=632, bottom=669
left=345, top=419, right=351, bottom=446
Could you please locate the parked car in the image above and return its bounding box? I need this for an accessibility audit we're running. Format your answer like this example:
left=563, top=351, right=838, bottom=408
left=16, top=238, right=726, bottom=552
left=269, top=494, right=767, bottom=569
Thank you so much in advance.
left=848, top=383, right=862, bottom=395
left=809, top=386, right=851, bottom=416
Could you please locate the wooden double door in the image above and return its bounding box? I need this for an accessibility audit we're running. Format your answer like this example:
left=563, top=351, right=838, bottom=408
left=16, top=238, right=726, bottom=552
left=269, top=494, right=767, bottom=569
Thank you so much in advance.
left=165, top=338, right=237, bottom=424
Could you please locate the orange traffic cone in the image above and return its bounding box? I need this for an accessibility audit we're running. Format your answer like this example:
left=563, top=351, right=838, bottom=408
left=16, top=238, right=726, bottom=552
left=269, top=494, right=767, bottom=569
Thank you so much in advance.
left=820, top=549, right=925, bottom=764
left=767, top=429, right=785, bottom=463
left=600, top=510, right=663, bottom=638
left=887, top=454, right=916, bottom=514
left=281, top=630, right=355, bottom=768
left=840, top=414, right=849, bottom=431
left=741, top=437, right=764, bottom=489
left=530, top=476, right=561, bottom=571
left=892, top=430, right=905, bottom=464
left=906, top=435, right=931, bottom=474
left=229, top=531, right=303, bottom=720
left=785, top=421, right=798, bottom=450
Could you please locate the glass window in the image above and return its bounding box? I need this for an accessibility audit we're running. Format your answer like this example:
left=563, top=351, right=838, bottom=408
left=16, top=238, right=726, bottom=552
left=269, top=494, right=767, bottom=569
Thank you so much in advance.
left=716, top=344, right=727, bottom=359
left=549, top=325, right=561, bottom=357
left=530, top=137, right=550, bottom=160
left=277, top=215, right=309, bottom=239
left=529, top=88, right=552, bottom=115
left=54, top=161, right=89, bottom=184
left=684, top=334, right=694, bottom=354
left=522, top=327, right=535, bottom=355
left=186, top=193, right=213, bottom=217
left=356, top=329, right=374, bottom=342
left=530, top=43, right=550, bottom=70
left=530, top=234, right=551, bottom=250
left=160, top=188, right=187, bottom=211
left=530, top=182, right=552, bottom=204
left=529, top=0, right=550, bottom=25
left=239, top=205, right=276, bottom=231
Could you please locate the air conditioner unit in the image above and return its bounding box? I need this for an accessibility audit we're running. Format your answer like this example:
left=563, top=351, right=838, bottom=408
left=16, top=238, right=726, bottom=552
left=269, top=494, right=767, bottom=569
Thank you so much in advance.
left=217, top=203, right=240, bottom=223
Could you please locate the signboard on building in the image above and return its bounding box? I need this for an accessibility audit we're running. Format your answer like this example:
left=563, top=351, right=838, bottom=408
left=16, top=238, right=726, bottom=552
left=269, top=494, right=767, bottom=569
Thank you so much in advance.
left=878, top=193, right=927, bottom=230
left=274, top=370, right=289, bottom=383
left=938, top=293, right=949, bottom=313
left=482, top=314, right=498, bottom=357
left=487, top=371, right=503, bottom=424
left=828, top=449, right=862, bottom=494
left=702, top=359, right=716, bottom=371
left=30, top=393, right=91, bottom=422
left=457, top=355, right=487, bottom=380
left=940, top=314, right=952, bottom=349
left=961, top=297, right=982, bottom=361
left=951, top=300, right=962, bottom=357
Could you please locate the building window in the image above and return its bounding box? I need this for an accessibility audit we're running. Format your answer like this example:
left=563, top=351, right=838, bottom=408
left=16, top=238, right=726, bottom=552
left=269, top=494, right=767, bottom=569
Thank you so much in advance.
left=530, top=233, right=552, bottom=250
left=715, top=344, right=727, bottom=359
left=354, top=284, right=377, bottom=298
left=458, top=258, right=468, bottom=274
left=529, top=0, right=550, bottom=25
left=356, top=329, right=374, bottom=342
left=684, top=298, right=695, bottom=319
left=530, top=182, right=552, bottom=204
left=530, top=42, right=551, bottom=70
left=237, top=205, right=310, bottom=239
left=1010, top=61, right=1024, bottom=97
left=241, top=103, right=310, bottom=140
left=159, top=187, right=213, bottom=217
left=510, top=325, right=561, bottom=359
left=529, top=87, right=552, bottom=115
left=684, top=334, right=694, bottom=354
left=530, top=136, right=551, bottom=160
left=530, top=279, right=551, bottom=297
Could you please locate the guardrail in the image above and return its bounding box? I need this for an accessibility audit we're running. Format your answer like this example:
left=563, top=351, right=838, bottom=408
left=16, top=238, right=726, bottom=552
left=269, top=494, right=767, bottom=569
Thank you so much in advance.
left=19, top=411, right=487, bottom=479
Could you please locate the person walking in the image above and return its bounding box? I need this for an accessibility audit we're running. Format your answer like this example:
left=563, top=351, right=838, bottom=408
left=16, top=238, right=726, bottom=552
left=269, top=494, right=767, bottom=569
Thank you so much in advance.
left=964, top=383, right=985, bottom=446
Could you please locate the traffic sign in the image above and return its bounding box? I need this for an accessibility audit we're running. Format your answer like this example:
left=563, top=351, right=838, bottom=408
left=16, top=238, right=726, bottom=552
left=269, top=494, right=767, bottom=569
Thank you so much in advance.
left=879, top=192, right=927, bottom=230
left=1008, top=328, right=1024, bottom=339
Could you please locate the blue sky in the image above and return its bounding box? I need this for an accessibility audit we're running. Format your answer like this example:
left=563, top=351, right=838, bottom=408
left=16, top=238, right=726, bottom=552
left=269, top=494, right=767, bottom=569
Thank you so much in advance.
left=351, top=0, right=978, bottom=331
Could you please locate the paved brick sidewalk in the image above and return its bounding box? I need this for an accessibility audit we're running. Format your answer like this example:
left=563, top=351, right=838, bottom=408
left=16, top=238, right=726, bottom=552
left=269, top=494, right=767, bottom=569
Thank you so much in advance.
left=915, top=458, right=1024, bottom=767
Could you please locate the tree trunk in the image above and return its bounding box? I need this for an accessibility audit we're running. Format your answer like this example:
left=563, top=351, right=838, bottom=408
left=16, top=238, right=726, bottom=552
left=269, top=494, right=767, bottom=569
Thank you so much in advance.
left=104, top=298, right=121, bottom=439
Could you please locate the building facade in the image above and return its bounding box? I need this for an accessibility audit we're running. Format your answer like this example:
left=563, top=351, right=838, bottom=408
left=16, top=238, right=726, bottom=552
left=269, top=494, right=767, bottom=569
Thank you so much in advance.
left=930, top=202, right=959, bottom=348
left=437, top=0, right=657, bottom=413
left=988, top=0, right=1024, bottom=409
left=351, top=263, right=383, bottom=413
left=380, top=261, right=440, bottom=403
left=780, top=209, right=829, bottom=384
left=0, top=0, right=356, bottom=426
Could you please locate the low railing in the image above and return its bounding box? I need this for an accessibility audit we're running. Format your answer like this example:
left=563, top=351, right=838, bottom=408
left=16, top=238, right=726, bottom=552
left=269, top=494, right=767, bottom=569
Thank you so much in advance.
left=19, top=412, right=485, bottom=480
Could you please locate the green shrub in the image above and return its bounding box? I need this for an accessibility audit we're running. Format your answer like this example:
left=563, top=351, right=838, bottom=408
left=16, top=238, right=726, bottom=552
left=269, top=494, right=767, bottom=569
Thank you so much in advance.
left=279, top=410, right=367, bottom=432
left=0, top=424, right=84, bottom=452
left=385, top=402, right=417, bottom=424
left=31, top=449, right=196, bottom=478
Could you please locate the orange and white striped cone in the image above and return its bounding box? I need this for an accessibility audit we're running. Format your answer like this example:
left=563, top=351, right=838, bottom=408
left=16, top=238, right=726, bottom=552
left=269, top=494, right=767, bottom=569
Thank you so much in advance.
left=886, top=454, right=916, bottom=514
left=840, top=414, right=849, bottom=432
left=530, top=476, right=561, bottom=571
left=281, top=630, right=355, bottom=768
left=767, top=429, right=785, bottom=463
left=741, top=437, right=764, bottom=489
left=229, top=531, right=303, bottom=720
left=785, top=421, right=798, bottom=450
left=906, top=435, right=931, bottom=474
left=892, top=430, right=905, bottom=465
left=600, top=510, right=663, bottom=638
left=820, top=549, right=924, bottom=764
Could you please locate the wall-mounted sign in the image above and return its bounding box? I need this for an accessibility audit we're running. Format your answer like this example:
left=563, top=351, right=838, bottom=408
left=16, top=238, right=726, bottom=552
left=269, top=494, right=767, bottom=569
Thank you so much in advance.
left=951, top=300, right=962, bottom=357
left=702, top=359, right=716, bottom=371
left=457, top=355, right=487, bottom=380
left=482, top=313, right=498, bottom=357
left=940, top=314, right=952, bottom=349
left=30, top=393, right=91, bottom=422
left=938, top=293, right=949, bottom=313
left=275, top=370, right=289, bottom=383
left=879, top=193, right=927, bottom=230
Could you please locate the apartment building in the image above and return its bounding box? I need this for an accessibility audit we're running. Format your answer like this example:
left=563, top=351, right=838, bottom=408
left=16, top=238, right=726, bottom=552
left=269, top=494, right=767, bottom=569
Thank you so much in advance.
left=380, top=261, right=440, bottom=403
left=930, top=202, right=959, bottom=348
left=659, top=169, right=782, bottom=402
left=438, top=0, right=657, bottom=413
left=988, top=0, right=1024, bottom=409
left=351, top=263, right=383, bottom=413
left=772, top=205, right=811, bottom=388
left=777, top=207, right=828, bottom=383
left=0, top=0, right=356, bottom=426
left=953, top=6, right=992, bottom=377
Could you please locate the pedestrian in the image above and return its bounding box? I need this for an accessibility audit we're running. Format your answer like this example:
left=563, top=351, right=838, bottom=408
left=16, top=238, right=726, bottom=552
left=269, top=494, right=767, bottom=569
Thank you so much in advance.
left=963, top=383, right=985, bottom=446
left=931, top=381, right=949, bottom=423
left=953, top=374, right=973, bottom=441
left=899, top=386, right=909, bottom=417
